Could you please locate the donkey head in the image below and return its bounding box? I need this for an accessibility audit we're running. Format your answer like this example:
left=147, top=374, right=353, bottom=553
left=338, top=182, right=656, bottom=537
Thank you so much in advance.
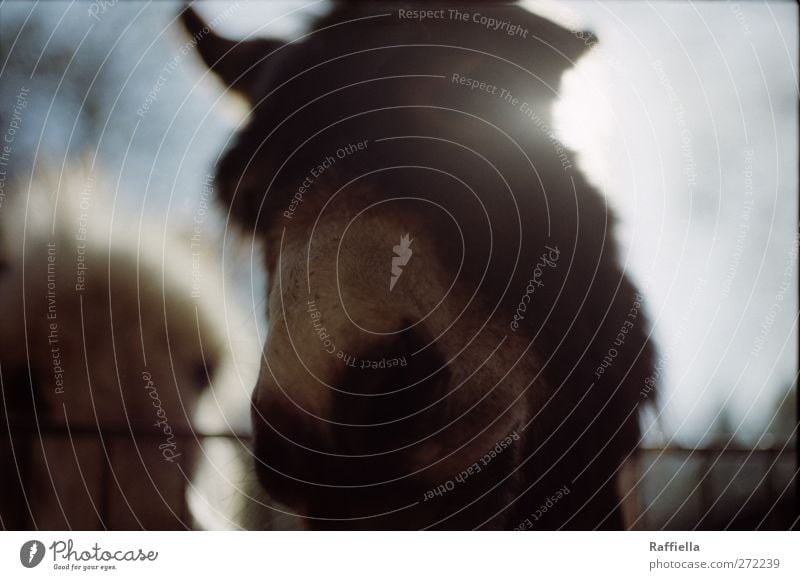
left=184, top=2, right=647, bottom=530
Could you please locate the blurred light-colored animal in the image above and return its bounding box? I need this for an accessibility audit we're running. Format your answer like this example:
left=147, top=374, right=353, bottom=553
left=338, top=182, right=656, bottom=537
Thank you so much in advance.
left=0, top=167, right=223, bottom=529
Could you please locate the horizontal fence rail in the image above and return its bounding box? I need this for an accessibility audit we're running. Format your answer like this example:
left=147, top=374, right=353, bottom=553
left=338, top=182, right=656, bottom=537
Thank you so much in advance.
left=3, top=422, right=796, bottom=530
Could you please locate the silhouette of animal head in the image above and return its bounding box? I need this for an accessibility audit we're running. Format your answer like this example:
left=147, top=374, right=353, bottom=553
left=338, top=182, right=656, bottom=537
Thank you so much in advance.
left=184, top=1, right=653, bottom=530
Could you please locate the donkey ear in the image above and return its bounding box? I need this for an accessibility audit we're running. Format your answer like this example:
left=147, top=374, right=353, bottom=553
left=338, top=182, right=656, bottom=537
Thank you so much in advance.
left=180, top=6, right=282, bottom=98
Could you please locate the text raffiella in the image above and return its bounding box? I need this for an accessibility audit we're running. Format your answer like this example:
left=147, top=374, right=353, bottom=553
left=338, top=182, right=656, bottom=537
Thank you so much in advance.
left=650, top=541, right=701, bottom=552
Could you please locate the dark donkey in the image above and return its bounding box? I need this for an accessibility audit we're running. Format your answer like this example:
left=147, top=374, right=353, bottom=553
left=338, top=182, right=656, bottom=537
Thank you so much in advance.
left=183, top=0, right=655, bottom=529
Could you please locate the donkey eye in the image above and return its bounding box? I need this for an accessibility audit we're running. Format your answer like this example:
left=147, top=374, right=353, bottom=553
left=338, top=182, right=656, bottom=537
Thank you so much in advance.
left=191, top=360, right=214, bottom=391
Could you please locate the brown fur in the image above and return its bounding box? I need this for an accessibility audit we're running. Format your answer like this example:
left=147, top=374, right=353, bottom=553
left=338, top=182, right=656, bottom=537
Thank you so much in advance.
left=185, top=1, right=655, bottom=529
